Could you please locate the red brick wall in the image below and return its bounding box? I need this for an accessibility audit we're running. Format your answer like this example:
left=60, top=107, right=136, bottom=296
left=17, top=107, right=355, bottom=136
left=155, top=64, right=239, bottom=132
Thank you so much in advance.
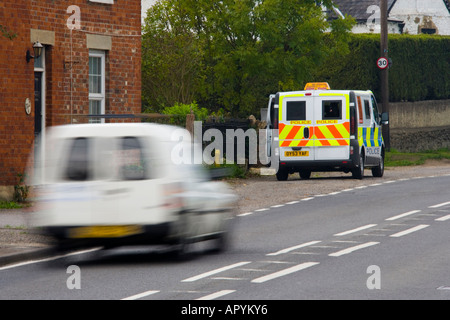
left=0, top=1, right=35, bottom=187
left=0, top=0, right=142, bottom=187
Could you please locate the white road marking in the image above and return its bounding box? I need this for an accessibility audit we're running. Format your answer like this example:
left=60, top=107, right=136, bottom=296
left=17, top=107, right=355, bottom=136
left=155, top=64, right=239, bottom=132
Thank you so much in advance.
left=436, top=214, right=450, bottom=221
left=429, top=201, right=450, bottom=209
left=301, top=197, right=315, bottom=201
left=251, top=262, right=319, bottom=284
left=196, top=290, right=236, bottom=300
left=181, top=261, right=251, bottom=282
left=286, top=201, right=299, bottom=205
left=390, top=224, right=430, bottom=238
left=329, top=242, right=379, bottom=257
left=121, top=290, right=160, bottom=300
left=334, top=224, right=377, bottom=236
left=255, top=208, right=269, bottom=212
left=237, top=212, right=254, bottom=217
left=0, top=248, right=100, bottom=271
left=271, top=204, right=285, bottom=208
left=266, top=241, right=322, bottom=256
left=385, top=210, right=421, bottom=221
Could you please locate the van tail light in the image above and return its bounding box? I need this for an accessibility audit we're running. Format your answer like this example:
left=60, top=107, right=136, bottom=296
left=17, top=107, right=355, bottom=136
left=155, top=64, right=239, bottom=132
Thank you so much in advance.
left=162, top=183, right=184, bottom=210
left=350, top=107, right=356, bottom=136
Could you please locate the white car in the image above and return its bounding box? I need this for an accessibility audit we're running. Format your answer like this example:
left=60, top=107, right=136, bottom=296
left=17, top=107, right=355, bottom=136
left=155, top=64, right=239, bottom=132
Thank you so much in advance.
left=31, top=123, right=237, bottom=258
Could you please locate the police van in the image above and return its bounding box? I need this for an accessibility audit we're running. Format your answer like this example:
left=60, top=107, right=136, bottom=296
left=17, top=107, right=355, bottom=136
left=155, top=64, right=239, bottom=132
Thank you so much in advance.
left=265, top=82, right=389, bottom=181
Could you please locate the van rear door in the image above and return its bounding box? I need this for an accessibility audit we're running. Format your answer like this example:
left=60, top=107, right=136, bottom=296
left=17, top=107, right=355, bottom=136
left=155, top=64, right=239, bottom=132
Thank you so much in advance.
left=314, top=93, right=350, bottom=160
left=279, top=93, right=315, bottom=161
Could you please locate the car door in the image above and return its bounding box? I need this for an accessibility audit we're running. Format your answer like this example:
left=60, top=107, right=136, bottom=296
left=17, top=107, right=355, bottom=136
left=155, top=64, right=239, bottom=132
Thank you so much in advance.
left=314, top=93, right=350, bottom=160
left=279, top=93, right=315, bottom=161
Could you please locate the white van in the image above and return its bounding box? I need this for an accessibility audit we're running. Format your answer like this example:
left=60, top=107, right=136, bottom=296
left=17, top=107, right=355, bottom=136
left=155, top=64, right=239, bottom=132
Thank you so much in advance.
left=266, top=83, right=389, bottom=180
left=32, top=123, right=237, bottom=257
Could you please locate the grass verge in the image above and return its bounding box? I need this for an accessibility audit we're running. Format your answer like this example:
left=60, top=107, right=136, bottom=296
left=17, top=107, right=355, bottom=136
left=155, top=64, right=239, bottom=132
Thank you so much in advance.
left=385, top=148, right=450, bottom=167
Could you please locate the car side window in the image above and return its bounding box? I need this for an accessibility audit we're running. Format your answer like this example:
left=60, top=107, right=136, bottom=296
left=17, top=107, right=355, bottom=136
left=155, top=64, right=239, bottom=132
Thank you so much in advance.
left=119, top=137, right=148, bottom=180
left=65, top=138, right=91, bottom=181
left=371, top=95, right=381, bottom=124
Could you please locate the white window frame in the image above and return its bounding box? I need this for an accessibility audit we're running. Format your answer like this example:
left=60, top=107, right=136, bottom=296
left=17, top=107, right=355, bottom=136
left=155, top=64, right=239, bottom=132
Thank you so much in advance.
left=89, top=50, right=106, bottom=124
left=89, top=0, right=114, bottom=4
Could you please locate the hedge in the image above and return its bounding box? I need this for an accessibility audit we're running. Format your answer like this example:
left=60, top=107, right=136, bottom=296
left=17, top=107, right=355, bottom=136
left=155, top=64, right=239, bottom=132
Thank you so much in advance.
left=313, top=34, right=450, bottom=103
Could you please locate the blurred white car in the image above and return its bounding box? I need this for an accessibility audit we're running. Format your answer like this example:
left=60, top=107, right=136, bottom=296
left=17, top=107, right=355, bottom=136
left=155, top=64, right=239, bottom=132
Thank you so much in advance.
left=32, top=123, right=237, bottom=258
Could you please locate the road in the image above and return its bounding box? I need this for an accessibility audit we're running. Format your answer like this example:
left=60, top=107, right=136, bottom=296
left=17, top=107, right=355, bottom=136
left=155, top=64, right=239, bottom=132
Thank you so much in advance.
left=0, top=173, right=449, bottom=302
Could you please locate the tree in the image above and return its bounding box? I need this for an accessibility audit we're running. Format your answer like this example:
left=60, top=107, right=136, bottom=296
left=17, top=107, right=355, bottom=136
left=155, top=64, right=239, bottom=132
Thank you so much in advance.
left=142, top=0, right=355, bottom=117
left=142, top=0, right=204, bottom=112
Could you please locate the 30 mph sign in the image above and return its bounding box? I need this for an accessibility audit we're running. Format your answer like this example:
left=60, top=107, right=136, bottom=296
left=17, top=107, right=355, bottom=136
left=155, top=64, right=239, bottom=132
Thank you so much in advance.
left=377, top=57, right=389, bottom=69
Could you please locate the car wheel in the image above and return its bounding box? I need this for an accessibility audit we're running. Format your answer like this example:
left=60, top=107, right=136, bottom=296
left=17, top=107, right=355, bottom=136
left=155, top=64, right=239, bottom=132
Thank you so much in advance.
left=299, top=170, right=311, bottom=180
left=276, top=168, right=289, bottom=181
left=372, top=150, right=385, bottom=178
left=352, top=153, right=364, bottom=180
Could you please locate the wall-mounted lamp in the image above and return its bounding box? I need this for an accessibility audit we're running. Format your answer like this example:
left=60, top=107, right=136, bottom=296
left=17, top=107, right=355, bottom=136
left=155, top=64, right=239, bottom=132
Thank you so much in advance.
left=26, top=41, right=44, bottom=63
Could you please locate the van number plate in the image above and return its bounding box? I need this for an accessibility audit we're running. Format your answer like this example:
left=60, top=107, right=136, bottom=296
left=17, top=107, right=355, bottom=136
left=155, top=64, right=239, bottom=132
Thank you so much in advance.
left=285, top=151, right=309, bottom=157
left=69, top=225, right=143, bottom=239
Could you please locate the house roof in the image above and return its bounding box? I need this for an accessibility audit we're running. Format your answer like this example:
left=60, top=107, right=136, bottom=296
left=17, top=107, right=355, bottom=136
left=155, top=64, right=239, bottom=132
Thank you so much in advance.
left=330, top=0, right=397, bottom=21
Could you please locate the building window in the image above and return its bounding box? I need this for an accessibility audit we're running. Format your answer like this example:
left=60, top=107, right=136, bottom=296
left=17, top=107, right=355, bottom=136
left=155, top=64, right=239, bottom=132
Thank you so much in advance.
left=89, top=50, right=105, bottom=123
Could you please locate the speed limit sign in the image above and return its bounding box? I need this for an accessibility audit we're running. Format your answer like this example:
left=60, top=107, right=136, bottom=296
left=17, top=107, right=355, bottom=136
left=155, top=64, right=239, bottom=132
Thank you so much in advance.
left=377, top=57, right=389, bottom=69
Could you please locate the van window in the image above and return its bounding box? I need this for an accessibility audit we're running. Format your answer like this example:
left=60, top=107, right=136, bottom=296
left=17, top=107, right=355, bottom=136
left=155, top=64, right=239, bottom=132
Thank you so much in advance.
left=119, top=137, right=147, bottom=180
left=364, top=100, right=371, bottom=120
left=65, top=138, right=91, bottom=181
left=322, top=100, right=342, bottom=120
left=371, top=95, right=380, bottom=124
left=357, top=96, right=364, bottom=124
left=286, top=101, right=306, bottom=121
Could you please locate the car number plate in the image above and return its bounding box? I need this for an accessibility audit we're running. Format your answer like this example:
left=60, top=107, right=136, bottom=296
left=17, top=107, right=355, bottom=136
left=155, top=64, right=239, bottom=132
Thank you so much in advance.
left=69, top=225, right=143, bottom=239
left=285, top=151, right=309, bottom=157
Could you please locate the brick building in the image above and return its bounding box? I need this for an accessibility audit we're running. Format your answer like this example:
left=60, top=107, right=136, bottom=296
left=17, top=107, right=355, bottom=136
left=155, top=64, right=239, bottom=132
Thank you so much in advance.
left=0, top=0, right=142, bottom=200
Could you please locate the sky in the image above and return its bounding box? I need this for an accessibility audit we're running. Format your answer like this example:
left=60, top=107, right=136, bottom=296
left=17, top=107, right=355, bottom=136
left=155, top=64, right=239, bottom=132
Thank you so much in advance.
left=141, top=0, right=157, bottom=23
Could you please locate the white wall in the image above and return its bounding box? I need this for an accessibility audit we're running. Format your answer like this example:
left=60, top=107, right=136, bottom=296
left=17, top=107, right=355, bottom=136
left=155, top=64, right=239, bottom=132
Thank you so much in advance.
left=389, top=0, right=450, bottom=35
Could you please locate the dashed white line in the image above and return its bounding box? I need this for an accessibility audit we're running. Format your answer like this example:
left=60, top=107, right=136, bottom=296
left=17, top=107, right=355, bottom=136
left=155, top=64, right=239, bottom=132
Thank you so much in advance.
left=385, top=210, right=421, bottom=221
left=271, top=204, right=285, bottom=208
left=237, top=212, right=254, bottom=217
left=429, top=201, right=450, bottom=209
left=251, top=262, right=319, bottom=284
left=196, top=290, right=236, bottom=300
left=390, top=224, right=430, bottom=238
left=121, top=290, right=160, bottom=300
left=334, top=224, right=377, bottom=236
left=181, top=261, right=251, bottom=282
left=301, top=197, right=315, bottom=201
left=266, top=241, right=322, bottom=256
left=436, top=214, right=450, bottom=221
left=329, top=242, right=379, bottom=257
left=286, top=201, right=299, bottom=205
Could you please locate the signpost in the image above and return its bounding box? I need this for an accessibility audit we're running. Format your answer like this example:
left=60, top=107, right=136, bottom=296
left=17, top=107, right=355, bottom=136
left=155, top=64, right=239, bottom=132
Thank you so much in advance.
left=380, top=0, right=390, bottom=151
